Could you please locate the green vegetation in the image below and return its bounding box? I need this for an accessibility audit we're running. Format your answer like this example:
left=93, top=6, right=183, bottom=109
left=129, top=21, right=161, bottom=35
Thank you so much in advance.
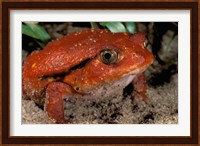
left=22, top=23, right=50, bottom=48
left=94, top=22, right=137, bottom=34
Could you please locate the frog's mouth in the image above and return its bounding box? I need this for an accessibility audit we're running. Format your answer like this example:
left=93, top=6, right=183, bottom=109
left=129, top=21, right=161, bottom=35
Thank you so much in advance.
left=122, top=68, right=145, bottom=78
left=122, top=60, right=153, bottom=77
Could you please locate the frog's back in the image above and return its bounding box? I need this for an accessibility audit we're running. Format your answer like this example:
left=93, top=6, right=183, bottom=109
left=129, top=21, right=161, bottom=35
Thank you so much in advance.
left=23, top=29, right=130, bottom=77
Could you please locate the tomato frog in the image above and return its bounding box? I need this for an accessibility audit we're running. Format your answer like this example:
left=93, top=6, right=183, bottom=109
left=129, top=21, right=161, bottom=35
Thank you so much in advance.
left=22, top=29, right=154, bottom=123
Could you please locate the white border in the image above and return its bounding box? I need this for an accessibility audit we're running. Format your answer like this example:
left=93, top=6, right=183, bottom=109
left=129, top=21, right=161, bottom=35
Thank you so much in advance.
left=10, top=10, right=190, bottom=136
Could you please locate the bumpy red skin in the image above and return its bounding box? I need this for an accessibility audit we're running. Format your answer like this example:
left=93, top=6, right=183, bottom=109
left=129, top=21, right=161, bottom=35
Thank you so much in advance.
left=22, top=29, right=154, bottom=123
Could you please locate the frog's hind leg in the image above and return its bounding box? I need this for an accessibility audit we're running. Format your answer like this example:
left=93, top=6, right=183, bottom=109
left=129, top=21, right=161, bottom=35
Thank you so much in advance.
left=132, top=73, right=148, bottom=101
left=45, top=82, right=76, bottom=124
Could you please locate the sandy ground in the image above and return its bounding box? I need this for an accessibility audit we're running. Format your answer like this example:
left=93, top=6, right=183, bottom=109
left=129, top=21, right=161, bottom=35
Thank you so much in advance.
left=22, top=22, right=178, bottom=124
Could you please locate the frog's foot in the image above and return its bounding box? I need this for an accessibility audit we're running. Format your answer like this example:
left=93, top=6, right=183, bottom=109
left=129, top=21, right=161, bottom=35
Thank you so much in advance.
left=132, top=73, right=148, bottom=102
left=45, top=82, right=76, bottom=124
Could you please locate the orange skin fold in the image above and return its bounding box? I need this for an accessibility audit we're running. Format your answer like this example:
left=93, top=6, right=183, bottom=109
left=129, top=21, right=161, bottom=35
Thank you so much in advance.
left=22, top=29, right=154, bottom=123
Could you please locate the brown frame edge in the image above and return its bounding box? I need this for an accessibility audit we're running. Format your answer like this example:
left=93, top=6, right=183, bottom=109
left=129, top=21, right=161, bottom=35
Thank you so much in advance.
left=2, top=1, right=198, bottom=144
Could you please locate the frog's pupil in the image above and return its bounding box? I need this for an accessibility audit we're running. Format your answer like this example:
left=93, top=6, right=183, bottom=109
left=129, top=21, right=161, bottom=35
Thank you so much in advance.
left=104, top=53, right=111, bottom=60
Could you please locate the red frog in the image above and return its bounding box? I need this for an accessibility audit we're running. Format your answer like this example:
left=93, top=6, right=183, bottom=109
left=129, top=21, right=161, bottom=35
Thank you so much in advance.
left=22, top=29, right=154, bottom=123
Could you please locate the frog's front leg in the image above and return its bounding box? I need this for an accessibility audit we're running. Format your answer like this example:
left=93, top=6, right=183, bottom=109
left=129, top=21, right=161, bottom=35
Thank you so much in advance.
left=132, top=73, right=148, bottom=101
left=45, top=82, right=77, bottom=124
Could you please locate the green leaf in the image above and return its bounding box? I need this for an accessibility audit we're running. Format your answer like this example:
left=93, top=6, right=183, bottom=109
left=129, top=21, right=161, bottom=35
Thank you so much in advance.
left=22, top=25, right=38, bottom=39
left=99, top=22, right=107, bottom=27
left=124, top=22, right=136, bottom=34
left=22, top=23, right=50, bottom=43
left=99, top=22, right=126, bottom=33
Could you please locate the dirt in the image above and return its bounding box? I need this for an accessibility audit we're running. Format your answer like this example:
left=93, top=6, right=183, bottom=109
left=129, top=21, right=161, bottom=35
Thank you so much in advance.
left=22, top=22, right=178, bottom=124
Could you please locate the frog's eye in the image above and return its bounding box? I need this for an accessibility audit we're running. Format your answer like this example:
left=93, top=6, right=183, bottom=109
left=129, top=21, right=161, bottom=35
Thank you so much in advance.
left=100, top=50, right=119, bottom=65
